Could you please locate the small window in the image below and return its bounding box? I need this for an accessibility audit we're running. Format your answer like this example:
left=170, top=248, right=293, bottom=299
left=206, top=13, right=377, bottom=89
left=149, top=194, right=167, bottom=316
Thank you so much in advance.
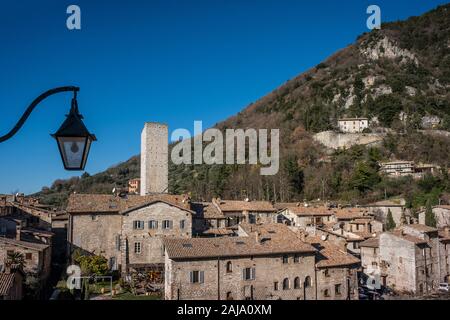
left=335, top=284, right=342, bottom=295
left=25, top=253, right=32, bottom=260
left=274, top=281, right=279, bottom=291
left=283, top=278, right=290, bottom=290
left=226, top=261, right=232, bottom=273
left=243, top=267, right=255, bottom=281
left=282, top=255, right=289, bottom=264
left=162, top=220, right=172, bottom=229
left=324, top=269, right=329, bottom=277
left=180, top=220, right=185, bottom=229
left=324, top=289, right=330, bottom=297
left=294, top=277, right=300, bottom=289
left=115, top=235, right=121, bottom=251
left=190, top=270, right=204, bottom=284
left=148, top=220, right=158, bottom=229
left=134, top=242, right=142, bottom=254
left=133, top=221, right=144, bottom=230
left=294, top=255, right=299, bottom=263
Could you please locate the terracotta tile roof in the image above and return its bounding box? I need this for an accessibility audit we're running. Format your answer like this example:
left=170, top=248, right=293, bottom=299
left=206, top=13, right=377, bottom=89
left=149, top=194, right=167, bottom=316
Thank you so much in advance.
left=202, top=228, right=235, bottom=236
left=213, top=199, right=276, bottom=213
left=0, top=273, right=16, bottom=296
left=191, top=202, right=225, bottom=219
left=389, top=231, right=428, bottom=245
left=359, top=237, right=379, bottom=248
left=403, top=224, right=438, bottom=233
left=0, top=237, right=49, bottom=251
left=304, top=236, right=360, bottom=268
left=164, top=223, right=315, bottom=259
left=66, top=193, right=191, bottom=214
left=333, top=208, right=367, bottom=220
left=285, top=206, right=335, bottom=216
left=352, top=231, right=374, bottom=239
left=351, top=217, right=373, bottom=223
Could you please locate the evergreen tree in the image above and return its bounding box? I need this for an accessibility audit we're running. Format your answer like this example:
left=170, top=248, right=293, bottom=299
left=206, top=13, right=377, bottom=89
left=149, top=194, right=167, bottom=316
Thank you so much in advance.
left=425, top=200, right=437, bottom=227
left=386, top=209, right=396, bottom=231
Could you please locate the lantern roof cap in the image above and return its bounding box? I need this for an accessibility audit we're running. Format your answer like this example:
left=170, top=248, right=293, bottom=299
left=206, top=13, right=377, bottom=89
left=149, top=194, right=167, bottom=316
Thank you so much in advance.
left=51, top=98, right=96, bottom=140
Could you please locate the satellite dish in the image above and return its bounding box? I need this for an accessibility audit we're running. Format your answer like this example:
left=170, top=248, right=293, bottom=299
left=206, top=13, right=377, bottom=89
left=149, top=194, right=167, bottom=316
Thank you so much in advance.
left=112, top=188, right=116, bottom=194
left=321, top=235, right=328, bottom=241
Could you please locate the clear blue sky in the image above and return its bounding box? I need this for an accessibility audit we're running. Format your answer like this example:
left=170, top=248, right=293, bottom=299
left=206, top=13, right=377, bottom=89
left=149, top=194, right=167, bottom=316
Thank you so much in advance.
left=0, top=0, right=447, bottom=194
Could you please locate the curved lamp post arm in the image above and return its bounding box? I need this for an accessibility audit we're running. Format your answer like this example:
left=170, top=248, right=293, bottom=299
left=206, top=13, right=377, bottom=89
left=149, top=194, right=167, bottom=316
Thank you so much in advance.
left=0, top=86, right=80, bottom=143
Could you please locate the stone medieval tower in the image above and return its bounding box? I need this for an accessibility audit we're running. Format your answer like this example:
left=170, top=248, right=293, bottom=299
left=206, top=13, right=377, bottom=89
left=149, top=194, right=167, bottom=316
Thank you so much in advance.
left=140, top=122, right=168, bottom=195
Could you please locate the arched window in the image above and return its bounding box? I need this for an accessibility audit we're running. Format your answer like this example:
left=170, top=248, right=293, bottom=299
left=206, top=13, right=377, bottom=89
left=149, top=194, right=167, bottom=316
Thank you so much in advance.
left=226, top=261, right=232, bottom=273
left=282, top=278, right=290, bottom=290
left=305, top=276, right=312, bottom=288
left=294, top=277, right=300, bottom=289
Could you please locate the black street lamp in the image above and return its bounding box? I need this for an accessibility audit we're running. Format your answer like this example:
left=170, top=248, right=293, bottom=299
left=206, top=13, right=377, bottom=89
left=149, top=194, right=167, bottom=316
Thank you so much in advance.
left=0, top=86, right=96, bottom=171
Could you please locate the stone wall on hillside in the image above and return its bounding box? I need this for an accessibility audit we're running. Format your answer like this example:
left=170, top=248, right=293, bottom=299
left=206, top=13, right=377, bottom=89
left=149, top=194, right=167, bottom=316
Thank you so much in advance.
left=313, top=131, right=384, bottom=150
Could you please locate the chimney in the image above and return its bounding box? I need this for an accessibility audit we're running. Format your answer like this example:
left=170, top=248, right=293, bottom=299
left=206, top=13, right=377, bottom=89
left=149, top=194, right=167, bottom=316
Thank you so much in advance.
left=140, top=123, right=168, bottom=195
left=16, top=224, right=21, bottom=241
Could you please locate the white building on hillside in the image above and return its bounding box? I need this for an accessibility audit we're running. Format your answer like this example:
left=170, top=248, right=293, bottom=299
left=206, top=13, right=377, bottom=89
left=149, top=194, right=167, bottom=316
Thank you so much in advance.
left=338, top=118, right=369, bottom=133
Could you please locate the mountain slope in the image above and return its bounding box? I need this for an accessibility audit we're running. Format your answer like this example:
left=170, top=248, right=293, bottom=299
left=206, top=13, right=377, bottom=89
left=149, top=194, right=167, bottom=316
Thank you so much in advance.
left=35, top=4, right=450, bottom=209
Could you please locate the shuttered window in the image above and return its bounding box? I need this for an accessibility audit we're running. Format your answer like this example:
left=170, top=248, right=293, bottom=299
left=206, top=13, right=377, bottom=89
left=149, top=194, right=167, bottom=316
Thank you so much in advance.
left=242, top=267, right=255, bottom=280
left=133, top=220, right=144, bottom=230
left=149, top=220, right=158, bottom=229
left=162, top=220, right=173, bottom=229
left=189, top=271, right=204, bottom=284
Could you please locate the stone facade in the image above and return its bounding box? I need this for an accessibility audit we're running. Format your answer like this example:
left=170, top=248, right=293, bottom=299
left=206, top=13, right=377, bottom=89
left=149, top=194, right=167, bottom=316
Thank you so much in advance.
left=68, top=200, right=193, bottom=273
left=379, top=226, right=440, bottom=294
left=165, top=253, right=316, bottom=300
left=121, top=202, right=192, bottom=270
left=315, top=266, right=359, bottom=300
left=141, top=123, right=168, bottom=195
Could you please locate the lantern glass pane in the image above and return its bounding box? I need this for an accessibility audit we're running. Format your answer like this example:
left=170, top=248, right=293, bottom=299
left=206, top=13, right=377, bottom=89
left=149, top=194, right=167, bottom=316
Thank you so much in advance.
left=58, top=137, right=87, bottom=169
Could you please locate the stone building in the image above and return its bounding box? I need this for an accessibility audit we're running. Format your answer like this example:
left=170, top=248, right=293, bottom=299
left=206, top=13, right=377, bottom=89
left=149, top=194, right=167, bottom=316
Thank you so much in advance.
left=0, top=219, right=52, bottom=289
left=305, top=235, right=360, bottom=300
left=363, top=199, right=409, bottom=227
left=338, top=118, right=369, bottom=133
left=141, top=123, right=168, bottom=195
left=359, top=237, right=381, bottom=288
left=379, top=161, right=415, bottom=177
left=164, top=223, right=317, bottom=300
left=277, top=205, right=335, bottom=228
left=379, top=224, right=440, bottom=294
left=210, top=198, right=277, bottom=226
left=438, top=228, right=450, bottom=283
left=191, top=202, right=227, bottom=236
left=67, top=193, right=193, bottom=274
